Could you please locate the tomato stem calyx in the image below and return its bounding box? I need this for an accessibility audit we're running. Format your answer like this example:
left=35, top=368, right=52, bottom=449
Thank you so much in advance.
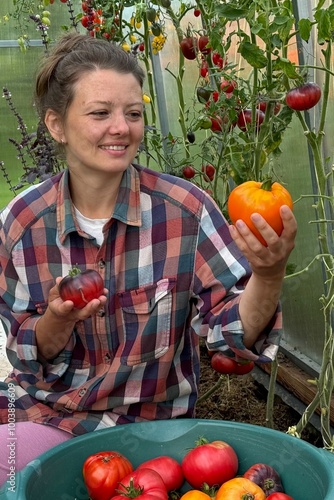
left=260, top=178, right=274, bottom=192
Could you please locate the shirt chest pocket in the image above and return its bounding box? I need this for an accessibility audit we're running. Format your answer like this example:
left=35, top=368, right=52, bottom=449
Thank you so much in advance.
left=117, top=278, right=176, bottom=366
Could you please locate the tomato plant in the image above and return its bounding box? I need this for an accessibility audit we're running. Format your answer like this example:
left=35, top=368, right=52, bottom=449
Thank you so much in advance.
left=181, top=438, right=238, bottom=489
left=59, top=267, right=105, bottom=309
left=216, top=477, right=266, bottom=500
left=285, top=82, right=321, bottom=111
left=227, top=179, right=293, bottom=246
left=180, top=37, right=198, bottom=60
left=137, top=456, right=184, bottom=491
left=267, top=494, right=294, bottom=500
left=114, top=468, right=168, bottom=499
left=243, top=463, right=284, bottom=496
left=82, top=451, right=133, bottom=500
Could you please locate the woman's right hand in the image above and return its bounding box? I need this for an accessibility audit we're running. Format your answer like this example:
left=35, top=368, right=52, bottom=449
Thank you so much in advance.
left=36, top=278, right=108, bottom=360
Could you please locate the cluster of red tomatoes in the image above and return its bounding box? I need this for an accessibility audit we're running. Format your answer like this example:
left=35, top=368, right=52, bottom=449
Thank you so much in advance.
left=82, top=438, right=295, bottom=499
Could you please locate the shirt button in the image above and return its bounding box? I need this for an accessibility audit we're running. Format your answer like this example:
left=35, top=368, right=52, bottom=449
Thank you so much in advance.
left=98, top=308, right=105, bottom=317
left=78, top=388, right=87, bottom=397
left=99, top=259, right=106, bottom=268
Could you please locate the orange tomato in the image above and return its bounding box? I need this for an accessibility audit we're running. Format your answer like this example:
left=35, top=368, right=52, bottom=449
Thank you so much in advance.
left=227, top=179, right=293, bottom=246
left=180, top=491, right=212, bottom=500
left=216, top=477, right=266, bottom=500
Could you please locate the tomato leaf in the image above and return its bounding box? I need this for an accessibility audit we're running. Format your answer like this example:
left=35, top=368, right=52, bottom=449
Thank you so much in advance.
left=298, top=18, right=312, bottom=42
left=215, top=4, right=248, bottom=20
left=238, top=41, right=267, bottom=69
left=314, top=9, right=331, bottom=44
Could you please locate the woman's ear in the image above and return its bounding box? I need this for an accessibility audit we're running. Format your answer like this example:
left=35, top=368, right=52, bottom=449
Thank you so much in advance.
left=44, top=109, right=65, bottom=143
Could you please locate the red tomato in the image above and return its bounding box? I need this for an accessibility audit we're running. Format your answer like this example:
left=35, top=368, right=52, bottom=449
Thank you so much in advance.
left=237, top=108, right=265, bottom=131
left=181, top=439, right=238, bottom=489
left=202, top=164, right=215, bottom=182
left=210, top=115, right=223, bottom=132
left=220, top=79, right=237, bottom=93
left=257, top=99, right=281, bottom=115
left=114, top=468, right=168, bottom=499
left=180, top=37, right=198, bottom=60
left=182, top=165, right=196, bottom=179
left=193, top=8, right=201, bottom=17
left=200, top=59, right=209, bottom=78
left=234, top=360, right=255, bottom=375
left=211, top=352, right=238, bottom=374
left=198, top=35, right=211, bottom=55
left=137, top=456, right=184, bottom=491
left=212, top=51, right=226, bottom=68
left=139, top=42, right=145, bottom=51
left=82, top=451, right=133, bottom=500
left=59, top=267, right=104, bottom=309
left=267, top=495, right=294, bottom=500
left=243, top=463, right=284, bottom=496
left=285, top=82, right=321, bottom=111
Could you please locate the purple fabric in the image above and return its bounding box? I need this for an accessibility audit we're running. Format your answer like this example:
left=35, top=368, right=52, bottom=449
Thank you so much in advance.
left=0, top=422, right=72, bottom=488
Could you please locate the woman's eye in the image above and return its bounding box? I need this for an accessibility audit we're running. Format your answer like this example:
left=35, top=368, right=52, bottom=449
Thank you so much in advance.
left=91, top=110, right=109, bottom=117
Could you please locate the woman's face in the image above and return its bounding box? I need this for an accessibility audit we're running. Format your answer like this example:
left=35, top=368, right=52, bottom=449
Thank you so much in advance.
left=56, top=68, right=144, bottom=178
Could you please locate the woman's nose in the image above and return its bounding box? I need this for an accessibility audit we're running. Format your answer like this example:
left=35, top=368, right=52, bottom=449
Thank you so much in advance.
left=108, top=112, right=130, bottom=134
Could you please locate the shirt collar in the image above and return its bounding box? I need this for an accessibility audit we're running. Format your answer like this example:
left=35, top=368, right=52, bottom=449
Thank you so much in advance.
left=57, top=165, right=142, bottom=244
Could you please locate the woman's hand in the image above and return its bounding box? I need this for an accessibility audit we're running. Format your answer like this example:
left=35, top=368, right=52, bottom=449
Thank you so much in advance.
left=47, top=277, right=108, bottom=322
left=228, top=205, right=297, bottom=281
left=36, top=278, right=108, bottom=360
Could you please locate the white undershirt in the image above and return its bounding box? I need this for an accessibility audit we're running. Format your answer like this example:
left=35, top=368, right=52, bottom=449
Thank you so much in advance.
left=74, top=206, right=108, bottom=246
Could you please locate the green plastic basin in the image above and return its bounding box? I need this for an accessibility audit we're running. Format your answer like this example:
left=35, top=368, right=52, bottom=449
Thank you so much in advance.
left=1, top=419, right=334, bottom=499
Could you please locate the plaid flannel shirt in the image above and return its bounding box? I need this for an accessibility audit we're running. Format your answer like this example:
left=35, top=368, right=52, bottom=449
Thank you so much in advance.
left=0, top=165, right=281, bottom=436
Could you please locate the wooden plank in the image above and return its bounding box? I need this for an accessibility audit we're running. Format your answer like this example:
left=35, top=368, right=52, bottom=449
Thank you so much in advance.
left=257, top=353, right=334, bottom=426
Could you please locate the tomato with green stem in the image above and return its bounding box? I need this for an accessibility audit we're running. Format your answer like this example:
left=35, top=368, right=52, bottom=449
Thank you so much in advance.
left=285, top=82, right=321, bottom=111
left=227, top=179, right=293, bottom=246
left=181, top=438, right=238, bottom=489
left=59, top=267, right=105, bottom=309
left=113, top=468, right=168, bottom=499
left=216, top=477, right=266, bottom=500
left=82, top=451, right=133, bottom=500
left=244, top=463, right=284, bottom=496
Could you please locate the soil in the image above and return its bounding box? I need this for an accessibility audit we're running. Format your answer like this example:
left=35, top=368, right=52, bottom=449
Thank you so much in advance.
left=195, top=341, right=322, bottom=447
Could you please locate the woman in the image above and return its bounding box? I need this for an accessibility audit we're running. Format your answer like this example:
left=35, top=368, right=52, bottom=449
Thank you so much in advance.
left=0, top=33, right=296, bottom=485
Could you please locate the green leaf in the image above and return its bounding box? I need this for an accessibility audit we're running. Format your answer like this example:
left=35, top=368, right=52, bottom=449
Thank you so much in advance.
left=273, top=57, right=300, bottom=80
left=298, top=18, right=312, bottom=42
left=238, top=41, right=267, bottom=69
left=215, top=4, right=248, bottom=20
left=314, top=9, right=331, bottom=43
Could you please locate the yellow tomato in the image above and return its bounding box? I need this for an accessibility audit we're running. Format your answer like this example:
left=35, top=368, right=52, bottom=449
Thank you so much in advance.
left=180, top=491, right=212, bottom=500
left=142, top=94, right=151, bottom=103
left=216, top=477, right=266, bottom=500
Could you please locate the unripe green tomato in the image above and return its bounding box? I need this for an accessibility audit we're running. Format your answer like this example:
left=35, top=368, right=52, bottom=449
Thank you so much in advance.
left=198, top=116, right=212, bottom=129
left=42, top=17, right=51, bottom=26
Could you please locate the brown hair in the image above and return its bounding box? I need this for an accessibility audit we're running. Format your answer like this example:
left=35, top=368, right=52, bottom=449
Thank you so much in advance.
left=34, top=32, right=145, bottom=123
